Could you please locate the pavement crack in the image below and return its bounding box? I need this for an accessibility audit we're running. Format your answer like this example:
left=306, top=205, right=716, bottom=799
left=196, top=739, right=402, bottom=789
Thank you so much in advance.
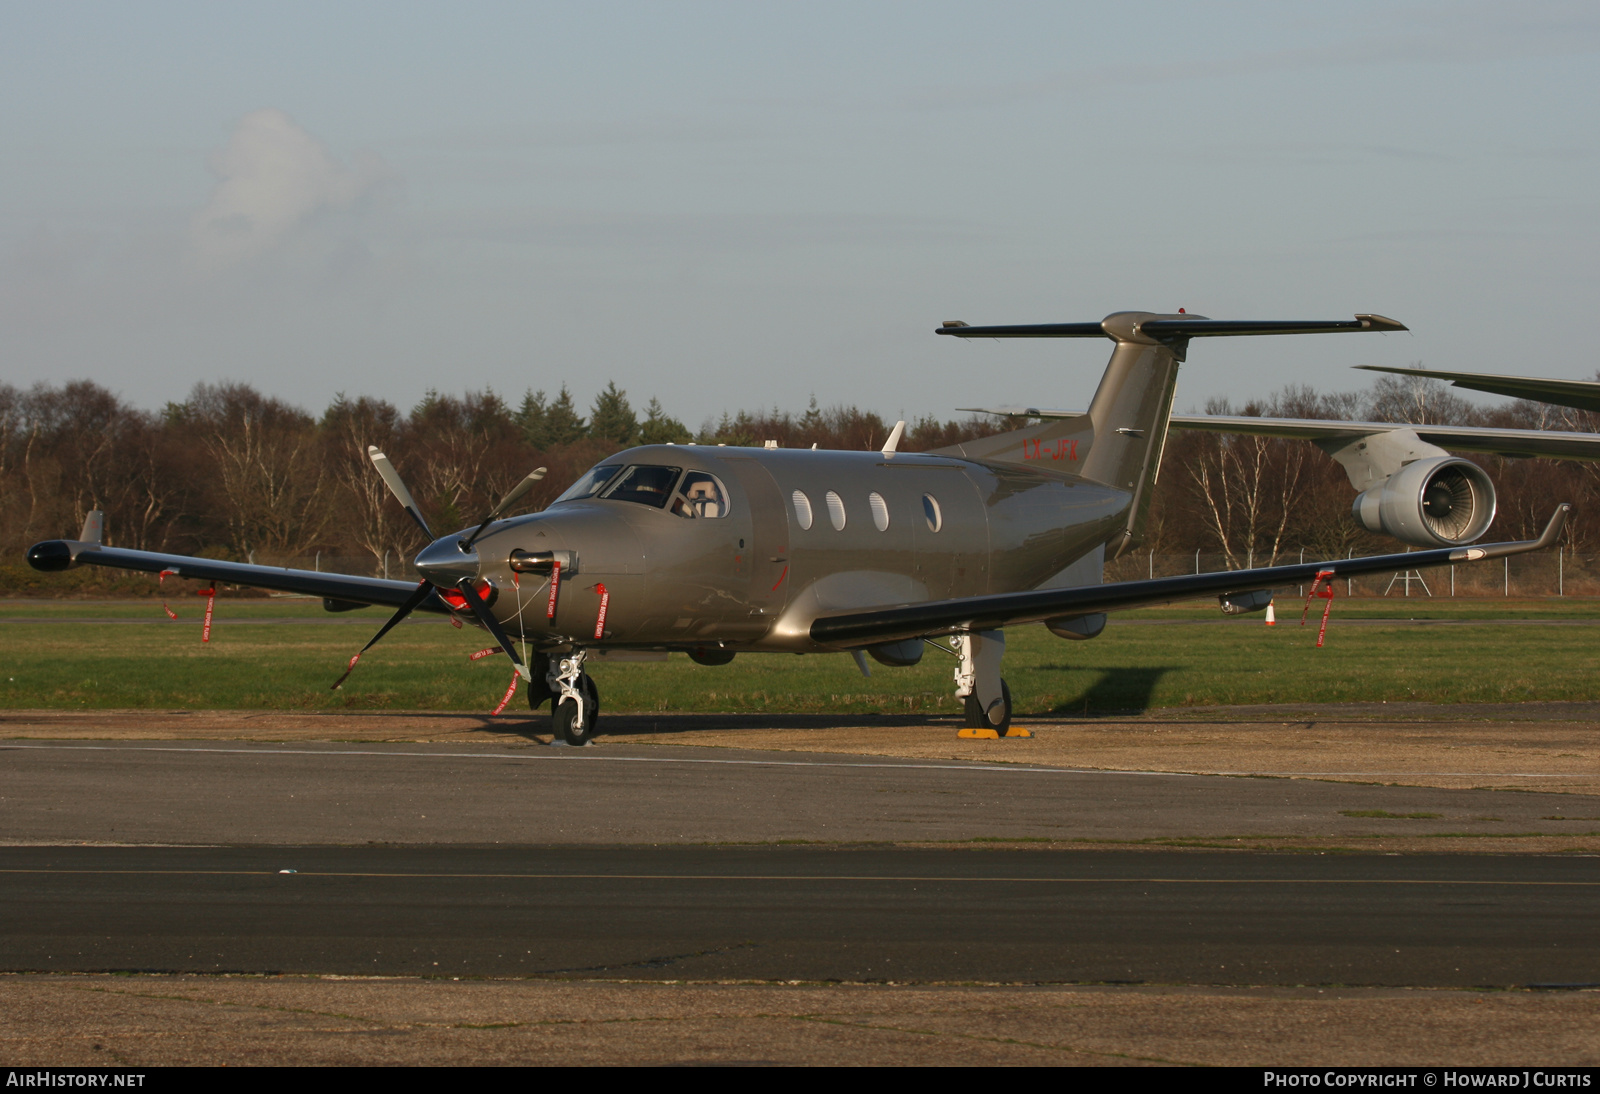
left=792, top=1013, right=1200, bottom=1065
left=78, top=983, right=385, bottom=1027
left=535, top=941, right=762, bottom=975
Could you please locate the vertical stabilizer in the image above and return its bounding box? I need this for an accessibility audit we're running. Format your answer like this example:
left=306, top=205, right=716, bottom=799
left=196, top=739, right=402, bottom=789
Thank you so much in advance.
left=932, top=311, right=1186, bottom=554
left=933, top=309, right=1405, bottom=555
left=1077, top=314, right=1184, bottom=555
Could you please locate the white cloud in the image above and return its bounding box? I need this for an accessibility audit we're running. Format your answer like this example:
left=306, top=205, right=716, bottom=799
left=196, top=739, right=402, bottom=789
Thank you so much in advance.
left=189, top=109, right=388, bottom=268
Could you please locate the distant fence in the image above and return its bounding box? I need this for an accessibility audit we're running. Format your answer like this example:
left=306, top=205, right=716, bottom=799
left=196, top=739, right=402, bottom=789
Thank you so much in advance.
left=255, top=548, right=1592, bottom=599
left=245, top=553, right=423, bottom=583
left=1103, top=549, right=1592, bottom=598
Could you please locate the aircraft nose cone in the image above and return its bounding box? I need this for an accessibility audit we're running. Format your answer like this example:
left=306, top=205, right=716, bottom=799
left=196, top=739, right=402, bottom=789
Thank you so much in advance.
left=415, top=536, right=479, bottom=584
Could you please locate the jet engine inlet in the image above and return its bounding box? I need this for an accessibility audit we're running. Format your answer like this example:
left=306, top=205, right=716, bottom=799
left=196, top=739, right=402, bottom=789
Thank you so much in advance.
left=1353, top=456, right=1496, bottom=547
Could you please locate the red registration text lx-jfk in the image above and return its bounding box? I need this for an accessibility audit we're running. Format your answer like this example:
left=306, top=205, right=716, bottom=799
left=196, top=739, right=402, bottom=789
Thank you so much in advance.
left=1023, top=438, right=1078, bottom=461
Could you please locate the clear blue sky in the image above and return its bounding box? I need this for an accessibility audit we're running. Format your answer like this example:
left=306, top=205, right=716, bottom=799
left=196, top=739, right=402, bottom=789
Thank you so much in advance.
left=2, top=1, right=1596, bottom=427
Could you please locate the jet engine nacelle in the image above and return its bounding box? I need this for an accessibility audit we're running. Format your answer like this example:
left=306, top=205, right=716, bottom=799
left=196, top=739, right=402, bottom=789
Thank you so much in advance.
left=1351, top=456, right=1496, bottom=548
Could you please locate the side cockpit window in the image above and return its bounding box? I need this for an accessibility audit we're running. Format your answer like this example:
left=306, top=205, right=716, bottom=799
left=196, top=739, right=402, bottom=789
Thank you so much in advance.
left=670, top=472, right=729, bottom=518
left=552, top=464, right=622, bottom=504
left=601, top=465, right=683, bottom=508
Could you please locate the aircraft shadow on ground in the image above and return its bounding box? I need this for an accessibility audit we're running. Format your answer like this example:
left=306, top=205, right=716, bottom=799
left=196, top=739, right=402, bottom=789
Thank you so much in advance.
left=440, top=666, right=1178, bottom=739
left=1042, top=665, right=1177, bottom=717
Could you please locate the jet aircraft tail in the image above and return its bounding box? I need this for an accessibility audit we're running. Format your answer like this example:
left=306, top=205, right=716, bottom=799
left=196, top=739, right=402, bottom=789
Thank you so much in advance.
left=932, top=311, right=1404, bottom=557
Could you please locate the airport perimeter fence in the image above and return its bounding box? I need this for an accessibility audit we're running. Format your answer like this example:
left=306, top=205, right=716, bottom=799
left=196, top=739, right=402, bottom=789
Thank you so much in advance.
left=1104, top=549, right=1594, bottom=598
left=254, top=548, right=1594, bottom=600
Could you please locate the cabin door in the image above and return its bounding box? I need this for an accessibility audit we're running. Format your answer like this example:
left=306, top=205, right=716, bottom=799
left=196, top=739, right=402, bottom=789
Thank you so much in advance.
left=721, top=457, right=791, bottom=622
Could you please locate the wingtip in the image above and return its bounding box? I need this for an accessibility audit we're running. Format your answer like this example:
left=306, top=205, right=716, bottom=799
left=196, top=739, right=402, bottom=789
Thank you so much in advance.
left=1355, top=314, right=1408, bottom=332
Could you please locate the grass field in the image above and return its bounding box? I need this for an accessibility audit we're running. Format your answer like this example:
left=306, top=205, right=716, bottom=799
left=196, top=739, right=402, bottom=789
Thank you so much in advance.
left=2, top=596, right=1596, bottom=714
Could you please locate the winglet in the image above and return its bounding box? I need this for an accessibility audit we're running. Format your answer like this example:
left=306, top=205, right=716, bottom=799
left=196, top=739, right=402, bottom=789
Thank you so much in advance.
left=1534, top=503, right=1571, bottom=549
left=1448, top=504, right=1569, bottom=562
left=77, top=510, right=104, bottom=546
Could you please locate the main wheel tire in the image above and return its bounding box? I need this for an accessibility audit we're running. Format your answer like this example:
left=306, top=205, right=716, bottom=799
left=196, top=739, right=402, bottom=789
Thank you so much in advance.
left=554, top=675, right=601, bottom=746
left=963, top=679, right=1013, bottom=732
left=990, top=679, right=1013, bottom=733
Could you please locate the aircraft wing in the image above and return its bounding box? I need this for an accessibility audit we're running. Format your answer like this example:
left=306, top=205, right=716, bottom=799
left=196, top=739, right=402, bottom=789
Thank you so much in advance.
left=25, top=540, right=448, bottom=613
left=808, top=506, right=1567, bottom=649
left=1354, top=365, right=1600, bottom=414
left=959, top=406, right=1600, bottom=462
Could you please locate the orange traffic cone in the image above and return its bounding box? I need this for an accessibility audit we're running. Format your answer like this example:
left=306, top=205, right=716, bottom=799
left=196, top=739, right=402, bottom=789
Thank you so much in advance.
left=1264, top=600, right=1276, bottom=626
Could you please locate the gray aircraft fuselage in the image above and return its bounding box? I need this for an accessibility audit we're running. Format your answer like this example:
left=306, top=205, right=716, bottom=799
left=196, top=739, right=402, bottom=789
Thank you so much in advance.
left=421, top=445, right=1130, bottom=654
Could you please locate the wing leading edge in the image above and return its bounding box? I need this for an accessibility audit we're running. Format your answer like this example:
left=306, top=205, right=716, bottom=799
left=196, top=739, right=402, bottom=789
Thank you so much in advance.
left=958, top=407, right=1600, bottom=463
left=1354, top=365, right=1600, bottom=415
left=809, top=506, right=1568, bottom=649
left=25, top=540, right=445, bottom=613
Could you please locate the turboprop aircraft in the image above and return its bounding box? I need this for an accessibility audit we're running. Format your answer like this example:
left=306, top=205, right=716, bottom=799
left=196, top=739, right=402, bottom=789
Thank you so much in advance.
left=27, top=310, right=1567, bottom=745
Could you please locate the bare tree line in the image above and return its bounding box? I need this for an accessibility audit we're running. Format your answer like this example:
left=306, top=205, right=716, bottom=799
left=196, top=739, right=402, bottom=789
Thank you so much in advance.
left=4, top=370, right=1598, bottom=586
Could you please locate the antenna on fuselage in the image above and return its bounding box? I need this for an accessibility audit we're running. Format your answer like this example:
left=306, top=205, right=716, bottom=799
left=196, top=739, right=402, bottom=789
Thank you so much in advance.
left=881, top=420, right=905, bottom=457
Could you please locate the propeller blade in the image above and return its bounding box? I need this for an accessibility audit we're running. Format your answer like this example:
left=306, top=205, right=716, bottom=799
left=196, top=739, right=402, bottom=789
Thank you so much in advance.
left=367, top=446, right=433, bottom=540
left=462, top=467, right=548, bottom=549
left=455, top=577, right=531, bottom=681
left=331, top=580, right=435, bottom=689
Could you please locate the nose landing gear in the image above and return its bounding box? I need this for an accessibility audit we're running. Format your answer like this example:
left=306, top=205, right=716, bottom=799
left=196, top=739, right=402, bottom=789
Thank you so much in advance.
left=529, top=648, right=601, bottom=746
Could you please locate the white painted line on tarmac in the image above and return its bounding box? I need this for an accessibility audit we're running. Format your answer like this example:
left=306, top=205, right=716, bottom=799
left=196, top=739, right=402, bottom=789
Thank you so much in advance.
left=0, top=741, right=1197, bottom=778
left=1200, top=771, right=1583, bottom=779
left=2, top=743, right=1586, bottom=781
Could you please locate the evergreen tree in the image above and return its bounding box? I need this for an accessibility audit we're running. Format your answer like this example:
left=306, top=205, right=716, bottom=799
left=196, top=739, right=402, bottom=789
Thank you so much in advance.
left=516, top=389, right=548, bottom=448
left=542, top=385, right=588, bottom=446
left=588, top=381, right=638, bottom=446
left=638, top=397, right=692, bottom=445
left=800, top=395, right=823, bottom=438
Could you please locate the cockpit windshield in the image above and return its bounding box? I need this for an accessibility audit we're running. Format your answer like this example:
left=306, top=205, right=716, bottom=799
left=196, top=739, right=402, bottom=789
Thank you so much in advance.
left=552, top=464, right=622, bottom=504
left=599, top=465, right=683, bottom=508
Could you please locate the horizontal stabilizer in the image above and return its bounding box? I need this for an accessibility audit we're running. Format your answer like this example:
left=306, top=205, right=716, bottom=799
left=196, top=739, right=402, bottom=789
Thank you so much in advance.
left=1354, top=365, right=1600, bottom=414
left=938, top=313, right=1405, bottom=340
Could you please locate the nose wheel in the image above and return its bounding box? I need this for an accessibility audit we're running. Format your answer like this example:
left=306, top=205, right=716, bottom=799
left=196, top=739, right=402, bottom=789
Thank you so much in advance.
left=545, top=649, right=600, bottom=746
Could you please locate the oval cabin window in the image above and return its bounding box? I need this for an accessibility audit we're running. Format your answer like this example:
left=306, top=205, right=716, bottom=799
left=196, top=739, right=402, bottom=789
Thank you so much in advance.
left=922, top=494, right=942, bottom=533
left=868, top=492, right=889, bottom=531
left=825, top=490, right=847, bottom=530
left=791, top=490, right=814, bottom=531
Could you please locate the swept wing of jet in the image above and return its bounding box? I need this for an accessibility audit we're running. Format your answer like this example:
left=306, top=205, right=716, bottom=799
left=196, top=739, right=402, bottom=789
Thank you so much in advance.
left=1354, top=365, right=1600, bottom=415
left=963, top=403, right=1600, bottom=549
left=964, top=406, right=1600, bottom=463
left=30, top=309, right=1563, bottom=743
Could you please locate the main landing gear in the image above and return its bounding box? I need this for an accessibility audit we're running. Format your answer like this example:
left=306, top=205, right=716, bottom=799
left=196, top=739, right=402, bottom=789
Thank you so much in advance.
left=528, top=648, right=600, bottom=746
left=952, top=630, right=1025, bottom=738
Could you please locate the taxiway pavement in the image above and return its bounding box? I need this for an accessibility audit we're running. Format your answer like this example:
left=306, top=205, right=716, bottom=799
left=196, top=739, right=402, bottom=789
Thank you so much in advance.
left=2, top=737, right=1592, bottom=845
left=3, top=844, right=1598, bottom=987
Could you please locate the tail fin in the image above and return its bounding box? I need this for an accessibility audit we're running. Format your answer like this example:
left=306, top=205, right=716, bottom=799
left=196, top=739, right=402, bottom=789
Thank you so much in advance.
left=933, top=310, right=1405, bottom=555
